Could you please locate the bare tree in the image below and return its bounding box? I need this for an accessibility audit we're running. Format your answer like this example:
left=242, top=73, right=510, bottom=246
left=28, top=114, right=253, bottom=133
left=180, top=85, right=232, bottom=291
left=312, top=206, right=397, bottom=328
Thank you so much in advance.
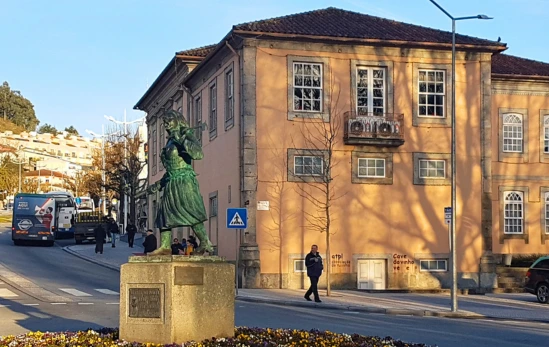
left=260, top=131, right=297, bottom=289
left=293, top=74, right=345, bottom=296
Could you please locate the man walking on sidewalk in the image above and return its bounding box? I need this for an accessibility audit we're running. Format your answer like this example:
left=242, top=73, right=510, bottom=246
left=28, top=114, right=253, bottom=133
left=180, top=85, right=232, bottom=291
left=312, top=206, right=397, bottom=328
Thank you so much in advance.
left=304, top=244, right=323, bottom=303
left=126, top=222, right=137, bottom=248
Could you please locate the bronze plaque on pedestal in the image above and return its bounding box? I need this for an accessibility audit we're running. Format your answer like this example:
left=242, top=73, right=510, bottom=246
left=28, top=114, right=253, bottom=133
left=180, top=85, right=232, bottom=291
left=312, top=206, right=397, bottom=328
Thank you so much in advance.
left=174, top=266, right=204, bottom=285
left=129, top=288, right=161, bottom=318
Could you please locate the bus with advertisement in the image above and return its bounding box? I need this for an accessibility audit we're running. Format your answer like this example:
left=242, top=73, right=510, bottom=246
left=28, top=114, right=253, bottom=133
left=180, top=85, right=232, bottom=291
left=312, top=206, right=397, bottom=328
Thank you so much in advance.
left=43, top=191, right=76, bottom=238
left=12, top=193, right=56, bottom=246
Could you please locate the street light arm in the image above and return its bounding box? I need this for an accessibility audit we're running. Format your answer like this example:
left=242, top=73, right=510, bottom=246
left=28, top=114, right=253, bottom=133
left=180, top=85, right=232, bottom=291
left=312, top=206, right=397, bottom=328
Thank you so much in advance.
left=429, top=0, right=454, bottom=19
left=455, top=15, right=491, bottom=21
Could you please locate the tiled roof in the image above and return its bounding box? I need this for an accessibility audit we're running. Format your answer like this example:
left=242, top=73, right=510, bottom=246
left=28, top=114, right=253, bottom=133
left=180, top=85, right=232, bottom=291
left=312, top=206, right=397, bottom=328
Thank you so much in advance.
left=233, top=7, right=504, bottom=48
left=491, top=54, right=549, bottom=78
left=176, top=44, right=217, bottom=58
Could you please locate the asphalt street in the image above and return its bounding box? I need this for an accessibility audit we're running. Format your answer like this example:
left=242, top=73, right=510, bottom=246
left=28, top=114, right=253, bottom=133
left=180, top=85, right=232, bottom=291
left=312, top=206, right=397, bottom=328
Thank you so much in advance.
left=1, top=226, right=549, bottom=346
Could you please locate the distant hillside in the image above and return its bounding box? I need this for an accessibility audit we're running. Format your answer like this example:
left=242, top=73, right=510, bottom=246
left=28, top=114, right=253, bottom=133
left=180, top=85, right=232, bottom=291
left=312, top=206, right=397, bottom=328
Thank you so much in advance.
left=0, top=118, right=27, bottom=134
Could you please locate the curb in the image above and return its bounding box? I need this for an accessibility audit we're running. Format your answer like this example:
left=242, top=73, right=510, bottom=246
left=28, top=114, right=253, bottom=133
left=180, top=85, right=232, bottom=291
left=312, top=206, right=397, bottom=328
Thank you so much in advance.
left=235, top=296, right=549, bottom=324
left=62, top=246, right=121, bottom=272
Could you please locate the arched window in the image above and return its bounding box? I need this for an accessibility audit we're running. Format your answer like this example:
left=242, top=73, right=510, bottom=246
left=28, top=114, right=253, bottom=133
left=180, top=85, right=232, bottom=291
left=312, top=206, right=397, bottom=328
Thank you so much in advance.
left=503, top=191, right=523, bottom=234
left=502, top=113, right=523, bottom=153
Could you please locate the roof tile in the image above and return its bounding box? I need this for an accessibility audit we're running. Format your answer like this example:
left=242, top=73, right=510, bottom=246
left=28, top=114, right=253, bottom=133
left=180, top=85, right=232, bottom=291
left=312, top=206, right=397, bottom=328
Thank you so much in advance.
left=176, top=44, right=217, bottom=57
left=491, top=54, right=549, bottom=78
left=233, top=7, right=503, bottom=47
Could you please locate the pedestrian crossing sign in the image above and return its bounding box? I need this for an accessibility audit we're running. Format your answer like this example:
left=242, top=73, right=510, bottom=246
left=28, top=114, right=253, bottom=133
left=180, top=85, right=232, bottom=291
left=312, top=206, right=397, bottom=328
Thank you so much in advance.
left=227, top=208, right=247, bottom=229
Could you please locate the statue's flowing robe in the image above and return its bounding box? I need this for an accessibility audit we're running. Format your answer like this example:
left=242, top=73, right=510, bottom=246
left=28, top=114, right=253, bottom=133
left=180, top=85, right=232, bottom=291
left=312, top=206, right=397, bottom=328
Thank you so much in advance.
left=154, top=133, right=207, bottom=229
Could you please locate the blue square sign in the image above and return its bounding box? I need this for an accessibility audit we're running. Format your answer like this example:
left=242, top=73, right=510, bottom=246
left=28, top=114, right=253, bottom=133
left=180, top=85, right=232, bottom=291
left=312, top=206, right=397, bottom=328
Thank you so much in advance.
left=227, top=208, right=247, bottom=229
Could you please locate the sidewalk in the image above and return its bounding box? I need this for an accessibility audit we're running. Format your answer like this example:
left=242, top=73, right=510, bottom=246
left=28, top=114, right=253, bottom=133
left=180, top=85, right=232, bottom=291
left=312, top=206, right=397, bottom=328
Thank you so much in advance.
left=62, top=241, right=549, bottom=323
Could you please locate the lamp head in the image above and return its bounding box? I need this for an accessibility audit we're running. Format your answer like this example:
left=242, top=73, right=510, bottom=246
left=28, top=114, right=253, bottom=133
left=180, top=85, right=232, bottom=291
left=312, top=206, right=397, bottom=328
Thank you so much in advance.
left=477, top=14, right=492, bottom=19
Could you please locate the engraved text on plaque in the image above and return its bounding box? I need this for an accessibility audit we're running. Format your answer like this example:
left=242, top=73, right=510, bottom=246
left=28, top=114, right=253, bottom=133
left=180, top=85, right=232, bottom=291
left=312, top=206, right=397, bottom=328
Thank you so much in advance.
left=129, top=288, right=161, bottom=318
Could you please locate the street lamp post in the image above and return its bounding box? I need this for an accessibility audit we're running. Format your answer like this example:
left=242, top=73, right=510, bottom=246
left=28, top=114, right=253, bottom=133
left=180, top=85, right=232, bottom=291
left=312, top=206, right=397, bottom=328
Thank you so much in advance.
left=104, top=111, right=146, bottom=235
left=429, top=0, right=492, bottom=312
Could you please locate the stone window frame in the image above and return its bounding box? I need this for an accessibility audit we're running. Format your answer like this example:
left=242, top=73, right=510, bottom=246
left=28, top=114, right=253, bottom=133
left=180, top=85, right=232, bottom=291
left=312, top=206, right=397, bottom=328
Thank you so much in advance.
left=224, top=63, right=235, bottom=131
left=498, top=186, right=529, bottom=244
left=351, top=151, right=393, bottom=185
left=209, top=191, right=218, bottom=218
left=412, top=63, right=452, bottom=127
left=498, top=108, right=528, bottom=162
left=209, top=79, right=218, bottom=140
left=539, top=110, right=549, bottom=163
left=540, top=188, right=549, bottom=244
left=350, top=60, right=394, bottom=116
left=412, top=152, right=451, bottom=186
left=287, top=55, right=332, bottom=122
left=287, top=148, right=329, bottom=183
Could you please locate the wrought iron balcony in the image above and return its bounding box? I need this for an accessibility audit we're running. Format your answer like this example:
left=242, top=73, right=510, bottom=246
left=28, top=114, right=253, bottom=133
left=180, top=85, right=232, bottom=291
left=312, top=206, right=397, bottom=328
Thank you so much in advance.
left=343, top=112, right=405, bottom=147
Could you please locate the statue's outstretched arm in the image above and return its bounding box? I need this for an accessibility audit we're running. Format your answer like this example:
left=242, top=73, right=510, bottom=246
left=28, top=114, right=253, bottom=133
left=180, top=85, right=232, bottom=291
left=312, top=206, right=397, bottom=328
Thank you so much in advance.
left=182, top=130, right=204, bottom=160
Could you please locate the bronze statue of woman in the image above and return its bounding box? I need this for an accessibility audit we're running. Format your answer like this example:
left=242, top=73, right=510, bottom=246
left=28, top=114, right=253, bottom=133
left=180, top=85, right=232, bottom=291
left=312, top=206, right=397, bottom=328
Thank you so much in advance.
left=147, top=110, right=213, bottom=255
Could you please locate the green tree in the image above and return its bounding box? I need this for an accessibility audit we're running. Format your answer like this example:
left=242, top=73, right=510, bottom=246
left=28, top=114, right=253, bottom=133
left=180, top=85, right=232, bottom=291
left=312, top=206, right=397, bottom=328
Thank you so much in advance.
left=0, top=81, right=40, bottom=131
left=64, top=126, right=79, bottom=135
left=37, top=123, right=58, bottom=135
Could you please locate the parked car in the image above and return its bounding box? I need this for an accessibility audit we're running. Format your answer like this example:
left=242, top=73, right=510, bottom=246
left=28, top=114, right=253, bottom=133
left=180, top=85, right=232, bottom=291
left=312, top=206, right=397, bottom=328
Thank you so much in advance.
left=524, top=256, right=549, bottom=303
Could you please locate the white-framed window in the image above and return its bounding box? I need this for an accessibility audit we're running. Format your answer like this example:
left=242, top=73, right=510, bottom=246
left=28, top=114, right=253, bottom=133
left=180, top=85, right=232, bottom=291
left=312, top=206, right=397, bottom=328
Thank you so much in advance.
left=504, top=191, right=524, bottom=234
left=356, top=67, right=385, bottom=116
left=357, top=158, right=385, bottom=178
left=293, top=259, right=306, bottom=273
left=293, top=62, right=322, bottom=112
left=502, top=113, right=523, bottom=153
left=209, top=84, right=217, bottom=134
left=543, top=115, right=549, bottom=153
left=420, top=259, right=447, bottom=272
left=419, top=159, right=445, bottom=179
left=545, top=192, right=549, bottom=235
left=225, top=70, right=234, bottom=124
left=418, top=69, right=445, bottom=118
left=294, top=155, right=323, bottom=176
left=194, top=96, right=202, bottom=142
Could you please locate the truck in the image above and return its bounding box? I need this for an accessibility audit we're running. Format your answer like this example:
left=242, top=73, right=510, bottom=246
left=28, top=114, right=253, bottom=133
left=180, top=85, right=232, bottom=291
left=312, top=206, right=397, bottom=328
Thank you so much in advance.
left=12, top=193, right=56, bottom=246
left=74, top=210, right=106, bottom=244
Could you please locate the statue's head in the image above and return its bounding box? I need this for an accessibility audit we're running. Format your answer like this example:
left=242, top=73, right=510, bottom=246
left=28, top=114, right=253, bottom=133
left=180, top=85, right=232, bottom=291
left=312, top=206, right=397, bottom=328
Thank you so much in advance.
left=162, top=110, right=189, bottom=134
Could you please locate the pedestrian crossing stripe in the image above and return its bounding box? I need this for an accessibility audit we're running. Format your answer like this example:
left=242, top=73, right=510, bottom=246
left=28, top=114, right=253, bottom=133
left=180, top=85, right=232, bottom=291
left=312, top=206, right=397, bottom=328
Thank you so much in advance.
left=229, top=212, right=245, bottom=227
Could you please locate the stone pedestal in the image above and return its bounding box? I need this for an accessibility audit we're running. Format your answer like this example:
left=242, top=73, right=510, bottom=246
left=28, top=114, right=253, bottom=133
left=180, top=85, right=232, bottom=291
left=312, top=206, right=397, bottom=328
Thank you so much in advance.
left=120, top=255, right=235, bottom=344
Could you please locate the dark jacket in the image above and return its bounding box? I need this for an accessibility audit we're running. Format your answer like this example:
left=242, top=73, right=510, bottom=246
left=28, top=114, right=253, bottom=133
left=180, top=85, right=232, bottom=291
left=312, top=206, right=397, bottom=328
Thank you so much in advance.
left=305, top=252, right=323, bottom=278
left=94, top=224, right=106, bottom=244
left=109, top=222, right=120, bottom=234
left=126, top=224, right=137, bottom=234
left=143, top=234, right=157, bottom=254
left=171, top=243, right=185, bottom=255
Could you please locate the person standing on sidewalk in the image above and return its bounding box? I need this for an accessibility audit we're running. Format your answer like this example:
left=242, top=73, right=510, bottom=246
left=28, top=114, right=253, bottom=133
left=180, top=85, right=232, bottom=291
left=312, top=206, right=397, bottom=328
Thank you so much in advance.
left=108, top=218, right=119, bottom=248
left=126, top=222, right=137, bottom=248
left=94, top=223, right=106, bottom=255
left=304, top=244, right=323, bottom=303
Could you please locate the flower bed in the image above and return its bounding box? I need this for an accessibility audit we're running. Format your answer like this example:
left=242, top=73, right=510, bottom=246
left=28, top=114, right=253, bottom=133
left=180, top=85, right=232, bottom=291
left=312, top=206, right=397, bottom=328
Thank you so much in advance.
left=0, top=327, right=433, bottom=347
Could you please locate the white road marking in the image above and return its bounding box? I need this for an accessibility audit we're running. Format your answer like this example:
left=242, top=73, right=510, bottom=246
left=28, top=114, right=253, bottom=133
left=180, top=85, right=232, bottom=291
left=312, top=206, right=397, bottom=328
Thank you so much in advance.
left=78, top=302, right=94, bottom=305
left=106, top=302, right=119, bottom=305
left=0, top=304, right=10, bottom=308
left=0, top=288, right=18, bottom=298
left=24, top=303, right=39, bottom=306
left=59, top=288, right=92, bottom=297
left=343, top=311, right=360, bottom=314
left=94, top=289, right=119, bottom=295
left=51, top=303, right=66, bottom=305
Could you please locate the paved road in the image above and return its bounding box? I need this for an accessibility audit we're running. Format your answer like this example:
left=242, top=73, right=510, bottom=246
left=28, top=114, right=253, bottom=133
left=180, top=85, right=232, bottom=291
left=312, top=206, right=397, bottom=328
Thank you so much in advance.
left=1, top=227, right=549, bottom=346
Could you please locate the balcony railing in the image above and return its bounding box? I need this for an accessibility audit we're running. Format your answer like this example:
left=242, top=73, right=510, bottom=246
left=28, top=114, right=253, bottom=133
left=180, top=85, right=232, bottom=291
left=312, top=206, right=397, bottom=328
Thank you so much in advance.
left=343, top=111, right=405, bottom=147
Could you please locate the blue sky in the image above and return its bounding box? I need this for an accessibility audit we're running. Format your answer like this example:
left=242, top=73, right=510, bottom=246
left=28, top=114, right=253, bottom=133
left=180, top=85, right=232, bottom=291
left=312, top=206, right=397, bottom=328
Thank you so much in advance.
left=1, top=0, right=547, bottom=136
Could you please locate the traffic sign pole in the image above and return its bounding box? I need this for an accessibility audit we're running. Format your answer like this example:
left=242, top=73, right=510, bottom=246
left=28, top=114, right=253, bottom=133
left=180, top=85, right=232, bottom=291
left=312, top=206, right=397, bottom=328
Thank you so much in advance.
left=227, top=208, right=248, bottom=295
